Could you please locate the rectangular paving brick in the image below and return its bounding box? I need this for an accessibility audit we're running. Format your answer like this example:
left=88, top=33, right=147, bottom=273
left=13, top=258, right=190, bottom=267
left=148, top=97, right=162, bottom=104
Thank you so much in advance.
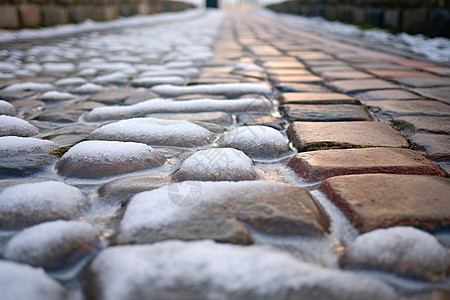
left=287, top=121, right=409, bottom=151
left=367, top=70, right=438, bottom=78
left=320, top=174, right=450, bottom=232
left=267, top=69, right=312, bottom=76
left=304, top=60, right=349, bottom=67
left=288, top=148, right=444, bottom=181
left=263, top=61, right=306, bottom=68
left=394, top=58, right=438, bottom=69
left=412, top=87, right=450, bottom=104
left=321, top=71, right=373, bottom=80
left=329, top=79, right=398, bottom=93
left=276, top=83, right=330, bottom=93
left=354, top=90, right=421, bottom=101
left=368, top=100, right=450, bottom=117
left=279, top=92, right=360, bottom=105
left=392, top=116, right=450, bottom=135
left=391, top=77, right=450, bottom=88
left=271, top=75, right=323, bottom=83
left=423, top=67, right=450, bottom=76
left=410, top=133, right=450, bottom=161
left=353, top=63, right=413, bottom=70
left=282, top=104, right=372, bottom=122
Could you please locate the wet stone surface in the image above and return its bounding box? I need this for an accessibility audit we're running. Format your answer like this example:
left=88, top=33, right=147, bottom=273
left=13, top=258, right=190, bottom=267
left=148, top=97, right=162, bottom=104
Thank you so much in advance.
left=115, top=181, right=330, bottom=245
left=0, top=8, right=449, bottom=300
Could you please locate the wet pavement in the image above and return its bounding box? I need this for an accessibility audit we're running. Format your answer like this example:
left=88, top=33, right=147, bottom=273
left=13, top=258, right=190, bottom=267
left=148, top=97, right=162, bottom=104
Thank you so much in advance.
left=0, top=9, right=449, bottom=300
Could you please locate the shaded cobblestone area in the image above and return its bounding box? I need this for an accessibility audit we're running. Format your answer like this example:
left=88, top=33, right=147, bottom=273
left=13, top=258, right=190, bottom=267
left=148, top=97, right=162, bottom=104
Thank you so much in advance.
left=0, top=9, right=449, bottom=300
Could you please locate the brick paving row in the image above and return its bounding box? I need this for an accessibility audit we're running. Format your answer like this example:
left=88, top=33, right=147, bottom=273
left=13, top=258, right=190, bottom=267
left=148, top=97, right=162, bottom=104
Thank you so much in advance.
left=0, top=10, right=449, bottom=300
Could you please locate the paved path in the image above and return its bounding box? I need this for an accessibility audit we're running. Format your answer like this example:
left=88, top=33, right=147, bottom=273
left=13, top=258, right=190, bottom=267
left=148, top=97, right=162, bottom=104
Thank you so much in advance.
left=0, top=9, right=449, bottom=300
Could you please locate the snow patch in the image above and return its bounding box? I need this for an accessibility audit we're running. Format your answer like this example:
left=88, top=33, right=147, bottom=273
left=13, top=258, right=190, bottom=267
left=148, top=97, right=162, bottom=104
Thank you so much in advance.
left=4, top=220, right=100, bottom=268
left=2, top=82, right=54, bottom=93
left=89, top=117, right=215, bottom=148
left=0, top=100, right=17, bottom=116
left=0, top=260, right=68, bottom=300
left=84, top=98, right=272, bottom=121
left=90, top=240, right=397, bottom=300
left=40, top=91, right=75, bottom=101
left=0, top=181, right=87, bottom=229
left=151, top=83, right=272, bottom=97
left=342, top=226, right=450, bottom=280
left=72, top=83, right=104, bottom=93
left=0, top=136, right=58, bottom=157
left=0, top=115, right=39, bottom=137
left=173, top=148, right=257, bottom=181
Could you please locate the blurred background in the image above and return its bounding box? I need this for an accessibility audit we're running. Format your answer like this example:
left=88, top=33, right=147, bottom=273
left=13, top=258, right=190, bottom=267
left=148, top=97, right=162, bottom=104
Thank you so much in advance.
left=0, top=0, right=449, bottom=37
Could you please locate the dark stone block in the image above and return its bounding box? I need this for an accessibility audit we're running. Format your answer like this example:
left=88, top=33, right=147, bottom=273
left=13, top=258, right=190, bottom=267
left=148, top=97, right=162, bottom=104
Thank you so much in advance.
left=429, top=8, right=450, bottom=38
left=206, top=0, right=218, bottom=8
left=364, top=6, right=384, bottom=27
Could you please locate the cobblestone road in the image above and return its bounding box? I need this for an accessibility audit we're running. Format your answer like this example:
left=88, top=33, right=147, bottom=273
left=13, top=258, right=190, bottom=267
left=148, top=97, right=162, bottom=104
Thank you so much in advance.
left=0, top=9, right=449, bottom=300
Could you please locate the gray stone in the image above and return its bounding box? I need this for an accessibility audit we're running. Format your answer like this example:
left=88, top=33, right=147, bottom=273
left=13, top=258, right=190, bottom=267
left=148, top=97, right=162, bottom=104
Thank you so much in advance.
left=241, top=115, right=285, bottom=130
left=410, top=133, right=450, bottom=160
left=0, top=115, right=39, bottom=137
left=369, top=100, right=450, bottom=119
left=88, top=240, right=396, bottom=300
left=49, top=134, right=86, bottom=147
left=392, top=77, right=450, bottom=88
left=98, top=174, right=170, bottom=203
left=147, top=112, right=232, bottom=126
left=0, top=136, right=58, bottom=158
left=0, top=181, right=87, bottom=229
left=0, top=154, right=58, bottom=178
left=219, top=126, right=291, bottom=160
left=39, top=124, right=98, bottom=139
left=392, top=116, right=450, bottom=135
left=57, top=141, right=166, bottom=179
left=115, top=181, right=330, bottom=245
left=89, top=88, right=143, bottom=104
left=172, top=148, right=257, bottom=181
left=4, top=220, right=100, bottom=269
left=0, top=260, right=69, bottom=300
left=89, top=118, right=216, bottom=148
left=340, top=227, right=450, bottom=281
left=0, top=100, right=16, bottom=116
left=354, top=90, right=420, bottom=101
left=34, top=109, right=83, bottom=123
left=282, top=104, right=373, bottom=122
left=412, top=87, right=450, bottom=104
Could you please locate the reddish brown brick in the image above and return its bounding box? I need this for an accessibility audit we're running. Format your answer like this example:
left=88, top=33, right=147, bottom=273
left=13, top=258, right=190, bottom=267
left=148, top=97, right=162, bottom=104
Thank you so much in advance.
left=367, top=70, right=438, bottom=78
left=369, top=100, right=450, bottom=117
left=329, top=79, right=398, bottom=93
left=282, top=104, right=372, bottom=122
left=320, top=174, right=450, bottom=232
left=288, top=148, right=444, bottom=181
left=354, top=89, right=420, bottom=100
left=287, top=121, right=409, bottom=151
left=391, top=77, right=450, bottom=87
left=321, top=70, right=373, bottom=80
left=280, top=92, right=360, bottom=105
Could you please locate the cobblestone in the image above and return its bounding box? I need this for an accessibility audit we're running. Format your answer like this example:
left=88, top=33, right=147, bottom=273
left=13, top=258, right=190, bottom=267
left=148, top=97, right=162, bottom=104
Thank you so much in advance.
left=288, top=148, right=444, bottom=181
left=287, top=121, right=409, bottom=151
left=320, top=174, right=450, bottom=233
left=0, top=8, right=449, bottom=300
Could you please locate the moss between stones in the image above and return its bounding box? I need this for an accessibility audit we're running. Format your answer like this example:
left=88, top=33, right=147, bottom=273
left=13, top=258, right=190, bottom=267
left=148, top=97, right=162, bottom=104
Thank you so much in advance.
left=49, top=146, right=71, bottom=158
